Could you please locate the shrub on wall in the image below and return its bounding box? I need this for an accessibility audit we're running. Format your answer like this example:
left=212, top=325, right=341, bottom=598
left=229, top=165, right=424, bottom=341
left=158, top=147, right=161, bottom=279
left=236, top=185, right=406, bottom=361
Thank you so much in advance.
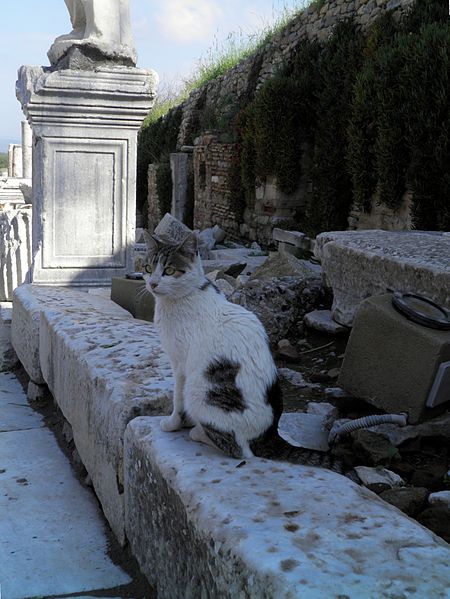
left=347, top=1, right=450, bottom=230
left=137, top=106, right=182, bottom=217
left=306, top=19, right=363, bottom=235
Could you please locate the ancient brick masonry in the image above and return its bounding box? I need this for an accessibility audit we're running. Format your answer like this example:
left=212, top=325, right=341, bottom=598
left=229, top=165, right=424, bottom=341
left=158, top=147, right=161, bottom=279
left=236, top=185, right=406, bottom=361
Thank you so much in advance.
left=193, top=134, right=239, bottom=236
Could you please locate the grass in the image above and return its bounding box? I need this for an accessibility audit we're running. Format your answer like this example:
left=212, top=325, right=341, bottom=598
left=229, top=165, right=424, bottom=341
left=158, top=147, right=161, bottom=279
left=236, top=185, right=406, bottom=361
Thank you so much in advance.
left=148, top=0, right=316, bottom=124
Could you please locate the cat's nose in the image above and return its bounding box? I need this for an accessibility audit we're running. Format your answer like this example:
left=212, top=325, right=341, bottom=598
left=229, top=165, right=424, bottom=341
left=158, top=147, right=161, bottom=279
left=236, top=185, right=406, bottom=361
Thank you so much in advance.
left=150, top=282, right=158, bottom=290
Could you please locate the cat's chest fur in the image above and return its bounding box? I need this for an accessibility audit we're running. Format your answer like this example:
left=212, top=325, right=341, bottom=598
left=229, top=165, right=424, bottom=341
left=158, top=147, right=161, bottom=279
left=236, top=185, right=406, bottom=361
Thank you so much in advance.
left=154, top=289, right=220, bottom=366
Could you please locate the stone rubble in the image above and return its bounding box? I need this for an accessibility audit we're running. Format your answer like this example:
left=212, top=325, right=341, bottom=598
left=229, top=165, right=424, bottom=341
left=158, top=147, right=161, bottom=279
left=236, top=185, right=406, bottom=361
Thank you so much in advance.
left=354, top=466, right=405, bottom=490
left=304, top=309, right=348, bottom=334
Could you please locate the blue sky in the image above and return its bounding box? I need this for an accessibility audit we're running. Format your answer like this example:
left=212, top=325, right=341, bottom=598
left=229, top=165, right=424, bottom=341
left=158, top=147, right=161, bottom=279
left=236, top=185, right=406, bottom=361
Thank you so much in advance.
left=0, top=0, right=305, bottom=150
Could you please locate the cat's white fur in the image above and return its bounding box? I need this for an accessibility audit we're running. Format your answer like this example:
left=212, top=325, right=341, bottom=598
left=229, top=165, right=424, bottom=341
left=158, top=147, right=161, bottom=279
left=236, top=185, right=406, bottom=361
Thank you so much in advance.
left=143, top=232, right=278, bottom=458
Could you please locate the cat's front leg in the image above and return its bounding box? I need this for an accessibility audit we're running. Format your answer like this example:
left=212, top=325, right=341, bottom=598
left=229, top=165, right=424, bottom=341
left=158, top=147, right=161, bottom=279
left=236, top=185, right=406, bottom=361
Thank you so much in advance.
left=161, top=370, right=189, bottom=432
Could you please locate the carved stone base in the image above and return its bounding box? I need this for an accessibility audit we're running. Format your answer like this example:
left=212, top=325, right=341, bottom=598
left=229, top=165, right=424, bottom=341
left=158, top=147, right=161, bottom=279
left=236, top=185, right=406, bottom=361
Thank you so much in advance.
left=16, top=64, right=158, bottom=286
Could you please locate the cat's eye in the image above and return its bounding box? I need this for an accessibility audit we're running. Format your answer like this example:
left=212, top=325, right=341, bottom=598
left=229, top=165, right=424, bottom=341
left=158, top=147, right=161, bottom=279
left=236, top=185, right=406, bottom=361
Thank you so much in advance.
left=144, top=264, right=153, bottom=274
left=163, top=266, right=176, bottom=276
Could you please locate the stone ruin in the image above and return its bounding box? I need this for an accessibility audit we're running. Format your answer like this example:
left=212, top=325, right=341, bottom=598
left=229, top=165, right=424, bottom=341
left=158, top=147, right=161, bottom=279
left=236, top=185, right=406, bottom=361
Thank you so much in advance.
left=2, top=1, right=449, bottom=595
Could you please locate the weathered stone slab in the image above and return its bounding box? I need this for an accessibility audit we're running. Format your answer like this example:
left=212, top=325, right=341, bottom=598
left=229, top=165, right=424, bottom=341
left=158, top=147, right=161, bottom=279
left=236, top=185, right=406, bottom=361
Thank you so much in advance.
left=12, top=285, right=132, bottom=384
left=250, top=252, right=320, bottom=281
left=154, top=212, right=191, bottom=242
left=304, top=309, right=348, bottom=334
left=315, top=230, right=450, bottom=326
left=35, top=292, right=172, bottom=544
left=16, top=64, right=157, bottom=286
left=339, top=294, right=450, bottom=423
left=125, top=417, right=450, bottom=599
left=278, top=412, right=330, bottom=452
left=272, top=228, right=306, bottom=247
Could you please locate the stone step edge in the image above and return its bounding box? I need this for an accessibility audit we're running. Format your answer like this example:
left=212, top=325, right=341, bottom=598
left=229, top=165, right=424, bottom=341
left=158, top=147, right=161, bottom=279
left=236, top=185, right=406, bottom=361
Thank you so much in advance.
left=123, top=416, right=450, bottom=599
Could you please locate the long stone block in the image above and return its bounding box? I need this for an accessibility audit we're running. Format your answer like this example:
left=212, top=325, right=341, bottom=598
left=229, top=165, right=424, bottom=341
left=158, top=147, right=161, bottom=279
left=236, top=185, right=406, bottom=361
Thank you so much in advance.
left=315, top=230, right=450, bottom=326
left=124, top=417, right=450, bottom=599
left=12, top=285, right=173, bottom=543
left=12, top=284, right=132, bottom=384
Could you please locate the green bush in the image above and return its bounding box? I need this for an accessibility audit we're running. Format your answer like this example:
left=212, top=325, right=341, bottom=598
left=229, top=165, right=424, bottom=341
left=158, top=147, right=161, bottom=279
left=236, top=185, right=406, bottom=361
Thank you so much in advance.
left=347, top=1, right=450, bottom=230
left=0, top=153, right=7, bottom=170
left=306, top=19, right=363, bottom=234
left=137, top=106, right=182, bottom=216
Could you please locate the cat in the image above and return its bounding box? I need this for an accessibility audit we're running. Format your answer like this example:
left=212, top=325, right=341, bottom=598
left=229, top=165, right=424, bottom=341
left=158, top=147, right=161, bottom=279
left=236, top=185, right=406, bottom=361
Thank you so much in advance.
left=143, top=231, right=342, bottom=473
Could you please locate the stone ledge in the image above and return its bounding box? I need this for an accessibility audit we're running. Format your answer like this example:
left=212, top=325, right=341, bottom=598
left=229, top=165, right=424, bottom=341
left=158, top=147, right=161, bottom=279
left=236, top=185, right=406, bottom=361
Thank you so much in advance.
left=12, top=284, right=173, bottom=543
left=124, top=417, right=450, bottom=599
left=315, top=230, right=450, bottom=326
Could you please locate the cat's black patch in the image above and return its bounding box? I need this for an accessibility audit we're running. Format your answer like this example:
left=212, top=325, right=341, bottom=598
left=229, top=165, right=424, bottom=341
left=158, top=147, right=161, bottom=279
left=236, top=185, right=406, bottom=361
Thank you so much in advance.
left=265, top=376, right=283, bottom=428
left=206, top=386, right=246, bottom=413
left=202, top=424, right=243, bottom=459
left=206, top=358, right=240, bottom=385
left=205, top=358, right=246, bottom=413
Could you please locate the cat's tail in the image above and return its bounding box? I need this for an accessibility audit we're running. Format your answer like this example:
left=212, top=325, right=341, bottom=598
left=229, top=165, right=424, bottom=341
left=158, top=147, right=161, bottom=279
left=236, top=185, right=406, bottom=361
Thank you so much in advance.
left=250, top=430, right=344, bottom=474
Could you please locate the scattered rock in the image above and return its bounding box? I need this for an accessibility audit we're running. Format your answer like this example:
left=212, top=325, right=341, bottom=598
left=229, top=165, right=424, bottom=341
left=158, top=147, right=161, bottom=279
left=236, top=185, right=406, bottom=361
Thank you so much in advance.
left=249, top=252, right=320, bottom=281
left=354, top=466, right=404, bottom=491
left=279, top=368, right=320, bottom=389
left=428, top=491, right=450, bottom=509
left=326, top=368, right=340, bottom=379
left=272, top=228, right=310, bottom=250
left=369, top=413, right=450, bottom=447
left=417, top=507, right=450, bottom=543
left=202, top=260, right=246, bottom=277
left=154, top=213, right=191, bottom=243
left=230, top=276, right=322, bottom=344
left=304, top=310, right=348, bottom=334
left=250, top=242, right=262, bottom=252
left=307, top=402, right=339, bottom=421
left=352, top=430, right=399, bottom=466
left=278, top=413, right=330, bottom=452
left=236, top=274, right=250, bottom=287
left=276, top=340, right=300, bottom=362
left=214, top=278, right=234, bottom=297
left=206, top=270, right=237, bottom=288
left=197, top=225, right=226, bottom=258
left=379, top=487, right=429, bottom=517
left=324, top=387, right=348, bottom=398
left=410, top=464, right=448, bottom=491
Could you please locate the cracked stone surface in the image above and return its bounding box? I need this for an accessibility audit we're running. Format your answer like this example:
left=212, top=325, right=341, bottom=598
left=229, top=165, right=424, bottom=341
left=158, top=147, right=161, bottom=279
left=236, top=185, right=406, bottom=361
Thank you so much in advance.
left=0, top=372, right=131, bottom=599
left=315, top=230, right=450, bottom=326
left=13, top=284, right=173, bottom=544
left=125, top=416, right=450, bottom=599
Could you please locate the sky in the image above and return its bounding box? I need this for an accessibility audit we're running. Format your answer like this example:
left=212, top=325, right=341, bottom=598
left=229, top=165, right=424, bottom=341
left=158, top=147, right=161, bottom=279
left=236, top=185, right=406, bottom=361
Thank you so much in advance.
left=0, top=0, right=305, bottom=150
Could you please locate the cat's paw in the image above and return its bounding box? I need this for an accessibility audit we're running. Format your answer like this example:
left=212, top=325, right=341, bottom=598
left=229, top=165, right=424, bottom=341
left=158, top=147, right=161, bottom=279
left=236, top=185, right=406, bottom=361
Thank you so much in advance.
left=160, top=415, right=182, bottom=432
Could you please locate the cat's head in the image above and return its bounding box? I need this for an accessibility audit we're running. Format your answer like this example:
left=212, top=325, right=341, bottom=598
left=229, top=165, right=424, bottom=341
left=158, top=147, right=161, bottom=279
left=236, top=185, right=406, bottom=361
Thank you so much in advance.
left=142, top=231, right=203, bottom=298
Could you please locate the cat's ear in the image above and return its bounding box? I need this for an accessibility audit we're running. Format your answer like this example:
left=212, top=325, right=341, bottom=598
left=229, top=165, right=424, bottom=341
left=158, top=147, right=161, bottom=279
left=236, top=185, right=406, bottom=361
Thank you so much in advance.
left=177, top=232, right=198, bottom=259
left=143, top=231, right=160, bottom=254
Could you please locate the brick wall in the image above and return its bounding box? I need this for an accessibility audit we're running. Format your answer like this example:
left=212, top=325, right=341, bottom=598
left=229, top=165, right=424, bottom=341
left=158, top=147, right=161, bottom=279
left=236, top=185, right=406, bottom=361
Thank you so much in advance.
left=193, top=134, right=240, bottom=236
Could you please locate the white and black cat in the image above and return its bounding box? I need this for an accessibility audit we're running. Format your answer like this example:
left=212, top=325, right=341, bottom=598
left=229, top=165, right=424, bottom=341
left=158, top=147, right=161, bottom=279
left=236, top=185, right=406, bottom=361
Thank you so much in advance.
left=143, top=231, right=341, bottom=472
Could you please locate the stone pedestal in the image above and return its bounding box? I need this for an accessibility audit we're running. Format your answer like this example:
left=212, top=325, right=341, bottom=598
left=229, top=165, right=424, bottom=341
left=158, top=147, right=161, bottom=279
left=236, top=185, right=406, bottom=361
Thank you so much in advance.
left=16, top=65, right=157, bottom=287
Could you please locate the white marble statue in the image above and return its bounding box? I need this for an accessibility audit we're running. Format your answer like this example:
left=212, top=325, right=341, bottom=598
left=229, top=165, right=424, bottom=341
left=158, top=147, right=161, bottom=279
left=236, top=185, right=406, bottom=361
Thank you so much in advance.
left=48, top=0, right=137, bottom=66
